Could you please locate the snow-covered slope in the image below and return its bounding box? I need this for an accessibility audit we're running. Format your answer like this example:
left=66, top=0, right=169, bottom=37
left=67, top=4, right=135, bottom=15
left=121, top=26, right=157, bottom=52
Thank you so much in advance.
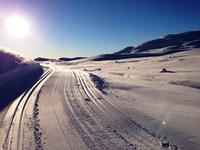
left=91, top=30, right=200, bottom=61
left=134, top=30, right=200, bottom=53
left=0, top=49, right=43, bottom=112
left=67, top=49, right=200, bottom=149
left=114, top=46, right=135, bottom=54
left=0, top=49, right=27, bottom=74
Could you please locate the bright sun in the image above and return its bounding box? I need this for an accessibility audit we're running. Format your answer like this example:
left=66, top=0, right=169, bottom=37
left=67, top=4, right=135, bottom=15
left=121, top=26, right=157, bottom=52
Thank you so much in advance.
left=5, top=15, right=30, bottom=38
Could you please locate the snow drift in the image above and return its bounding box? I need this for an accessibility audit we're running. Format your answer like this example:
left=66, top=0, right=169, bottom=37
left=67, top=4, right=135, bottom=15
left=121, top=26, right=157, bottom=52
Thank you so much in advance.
left=0, top=49, right=43, bottom=111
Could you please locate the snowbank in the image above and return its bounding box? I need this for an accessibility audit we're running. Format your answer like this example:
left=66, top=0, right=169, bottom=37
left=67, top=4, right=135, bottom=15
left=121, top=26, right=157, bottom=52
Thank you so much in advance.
left=0, top=49, right=43, bottom=111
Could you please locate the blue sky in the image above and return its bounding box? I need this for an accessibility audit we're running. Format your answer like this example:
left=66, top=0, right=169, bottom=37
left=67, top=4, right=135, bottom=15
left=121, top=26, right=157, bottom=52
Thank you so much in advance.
left=0, top=0, right=200, bottom=58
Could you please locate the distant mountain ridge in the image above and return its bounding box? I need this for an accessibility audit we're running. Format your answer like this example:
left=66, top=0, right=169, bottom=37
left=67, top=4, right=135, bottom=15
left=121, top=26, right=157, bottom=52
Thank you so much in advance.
left=116, top=30, right=200, bottom=54
left=58, top=57, right=86, bottom=62
left=92, top=30, right=200, bottom=61
left=34, top=57, right=51, bottom=62
left=114, top=46, right=135, bottom=54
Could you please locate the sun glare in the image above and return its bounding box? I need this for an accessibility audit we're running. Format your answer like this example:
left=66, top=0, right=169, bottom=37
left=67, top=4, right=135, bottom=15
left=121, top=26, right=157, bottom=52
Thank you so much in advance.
left=5, top=15, right=30, bottom=38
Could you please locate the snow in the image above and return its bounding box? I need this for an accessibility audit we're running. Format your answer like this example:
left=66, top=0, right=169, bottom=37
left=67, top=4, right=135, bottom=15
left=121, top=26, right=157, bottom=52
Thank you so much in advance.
left=65, top=49, right=200, bottom=149
left=1, top=47, right=200, bottom=149
left=0, top=49, right=43, bottom=119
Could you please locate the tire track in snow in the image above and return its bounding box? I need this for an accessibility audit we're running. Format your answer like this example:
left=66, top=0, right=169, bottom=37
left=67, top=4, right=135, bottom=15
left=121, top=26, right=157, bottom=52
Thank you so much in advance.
left=51, top=76, right=73, bottom=150
left=76, top=71, right=162, bottom=149
left=74, top=72, right=138, bottom=149
left=2, top=69, right=53, bottom=150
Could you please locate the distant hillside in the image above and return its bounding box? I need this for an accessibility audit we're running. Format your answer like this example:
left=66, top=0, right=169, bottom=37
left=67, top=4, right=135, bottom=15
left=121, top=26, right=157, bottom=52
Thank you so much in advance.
left=58, top=57, right=86, bottom=62
left=92, top=30, right=200, bottom=61
left=134, top=30, right=200, bottom=53
left=114, top=46, right=135, bottom=54
left=34, top=57, right=51, bottom=62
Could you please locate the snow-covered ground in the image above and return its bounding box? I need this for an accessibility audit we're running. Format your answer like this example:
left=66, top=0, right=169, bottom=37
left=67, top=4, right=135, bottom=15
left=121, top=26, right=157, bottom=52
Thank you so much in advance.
left=1, top=48, right=200, bottom=150
left=65, top=49, right=200, bottom=149
left=0, top=49, right=43, bottom=122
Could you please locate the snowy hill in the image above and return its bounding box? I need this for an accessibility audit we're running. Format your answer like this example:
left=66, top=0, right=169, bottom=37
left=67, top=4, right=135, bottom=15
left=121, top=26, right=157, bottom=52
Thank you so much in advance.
left=92, top=30, right=200, bottom=61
